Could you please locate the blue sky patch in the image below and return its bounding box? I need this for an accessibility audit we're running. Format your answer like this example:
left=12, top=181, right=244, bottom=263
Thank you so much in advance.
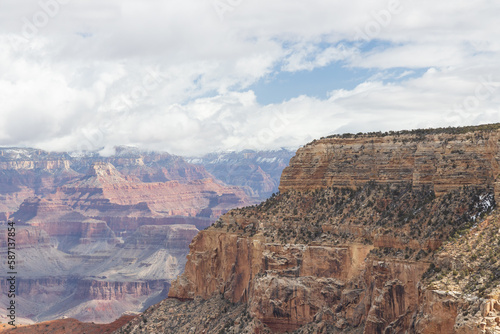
left=249, top=62, right=375, bottom=104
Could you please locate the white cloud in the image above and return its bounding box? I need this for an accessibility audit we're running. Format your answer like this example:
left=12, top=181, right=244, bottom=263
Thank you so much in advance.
left=281, top=43, right=356, bottom=72
left=0, top=0, right=499, bottom=155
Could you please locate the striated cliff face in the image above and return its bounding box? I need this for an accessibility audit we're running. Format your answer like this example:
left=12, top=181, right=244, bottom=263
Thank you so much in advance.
left=0, top=223, right=196, bottom=324
left=69, top=146, right=213, bottom=183
left=11, top=197, right=117, bottom=244
left=0, top=225, right=51, bottom=249
left=279, top=130, right=500, bottom=197
left=114, top=124, right=500, bottom=334
left=53, top=162, right=251, bottom=219
left=0, top=147, right=256, bottom=221
left=0, top=162, right=225, bottom=323
left=166, top=216, right=440, bottom=333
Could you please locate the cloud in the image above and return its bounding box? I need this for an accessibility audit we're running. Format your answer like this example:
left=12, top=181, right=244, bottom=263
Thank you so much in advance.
left=281, top=43, right=357, bottom=72
left=0, top=0, right=499, bottom=155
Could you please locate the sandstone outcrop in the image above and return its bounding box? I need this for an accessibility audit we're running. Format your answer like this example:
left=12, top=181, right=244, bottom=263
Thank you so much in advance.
left=118, top=124, right=500, bottom=334
left=280, top=129, right=500, bottom=198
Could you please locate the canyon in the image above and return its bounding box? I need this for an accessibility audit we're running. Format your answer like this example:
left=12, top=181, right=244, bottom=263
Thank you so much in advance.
left=0, top=147, right=292, bottom=325
left=115, top=124, right=500, bottom=333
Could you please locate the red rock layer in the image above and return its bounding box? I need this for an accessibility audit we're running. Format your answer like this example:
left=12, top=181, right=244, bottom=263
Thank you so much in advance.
left=0, top=225, right=51, bottom=249
left=53, top=162, right=251, bottom=218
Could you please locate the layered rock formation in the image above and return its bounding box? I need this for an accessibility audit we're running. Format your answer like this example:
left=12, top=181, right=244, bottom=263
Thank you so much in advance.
left=70, top=146, right=213, bottom=183
left=0, top=221, right=196, bottom=324
left=52, top=162, right=250, bottom=222
left=0, top=148, right=258, bottom=324
left=118, top=124, right=500, bottom=333
left=11, top=197, right=117, bottom=246
left=2, top=180, right=202, bottom=322
left=0, top=147, right=255, bottom=221
left=0, top=149, right=78, bottom=217
left=279, top=129, right=500, bottom=195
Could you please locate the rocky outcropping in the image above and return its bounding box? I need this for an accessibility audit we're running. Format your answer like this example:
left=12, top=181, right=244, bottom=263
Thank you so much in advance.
left=280, top=130, right=500, bottom=197
left=117, top=124, right=500, bottom=334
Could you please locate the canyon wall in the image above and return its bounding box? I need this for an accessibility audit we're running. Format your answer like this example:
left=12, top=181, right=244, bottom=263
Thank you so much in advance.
left=147, top=125, right=500, bottom=334
left=280, top=131, right=500, bottom=197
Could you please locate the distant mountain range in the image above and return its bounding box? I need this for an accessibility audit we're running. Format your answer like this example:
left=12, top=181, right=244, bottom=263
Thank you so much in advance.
left=187, top=148, right=294, bottom=200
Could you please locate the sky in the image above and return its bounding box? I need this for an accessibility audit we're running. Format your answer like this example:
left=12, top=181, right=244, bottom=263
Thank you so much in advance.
left=0, top=0, right=499, bottom=156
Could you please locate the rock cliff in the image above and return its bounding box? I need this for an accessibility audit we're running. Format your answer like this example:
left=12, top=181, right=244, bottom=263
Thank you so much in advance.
left=118, top=124, right=500, bottom=333
left=279, top=129, right=500, bottom=196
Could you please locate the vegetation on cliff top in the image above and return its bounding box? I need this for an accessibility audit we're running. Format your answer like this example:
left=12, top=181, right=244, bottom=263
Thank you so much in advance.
left=321, top=122, right=500, bottom=141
